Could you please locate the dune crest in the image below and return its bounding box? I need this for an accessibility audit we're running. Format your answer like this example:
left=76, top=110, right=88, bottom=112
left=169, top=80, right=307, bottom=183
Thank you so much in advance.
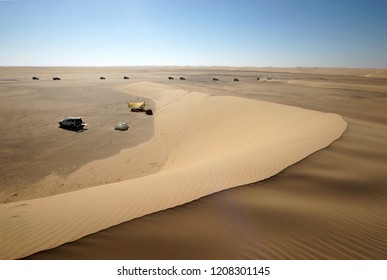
left=0, top=82, right=346, bottom=259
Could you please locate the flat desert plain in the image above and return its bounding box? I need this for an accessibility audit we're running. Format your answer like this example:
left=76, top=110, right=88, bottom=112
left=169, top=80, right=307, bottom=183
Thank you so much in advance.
left=0, top=67, right=386, bottom=259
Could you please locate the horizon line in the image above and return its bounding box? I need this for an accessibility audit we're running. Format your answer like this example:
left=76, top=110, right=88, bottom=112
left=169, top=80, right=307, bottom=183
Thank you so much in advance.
left=1, top=65, right=386, bottom=70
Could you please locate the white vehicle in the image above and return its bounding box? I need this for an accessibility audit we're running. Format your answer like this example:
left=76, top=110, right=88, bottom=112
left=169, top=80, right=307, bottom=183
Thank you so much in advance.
left=59, top=117, right=88, bottom=130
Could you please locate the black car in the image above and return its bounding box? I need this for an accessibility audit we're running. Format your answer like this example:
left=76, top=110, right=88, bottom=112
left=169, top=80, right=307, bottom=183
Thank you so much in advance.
left=59, top=117, right=87, bottom=130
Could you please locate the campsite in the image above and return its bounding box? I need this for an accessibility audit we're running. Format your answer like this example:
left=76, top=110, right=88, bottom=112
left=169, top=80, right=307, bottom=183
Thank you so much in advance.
left=1, top=66, right=387, bottom=260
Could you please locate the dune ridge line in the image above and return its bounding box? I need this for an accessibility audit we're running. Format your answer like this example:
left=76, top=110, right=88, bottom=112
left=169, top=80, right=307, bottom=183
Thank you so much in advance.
left=0, top=82, right=347, bottom=259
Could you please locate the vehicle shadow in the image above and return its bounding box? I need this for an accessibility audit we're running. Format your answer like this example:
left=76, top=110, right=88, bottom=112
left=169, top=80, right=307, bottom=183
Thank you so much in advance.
left=58, top=126, right=87, bottom=133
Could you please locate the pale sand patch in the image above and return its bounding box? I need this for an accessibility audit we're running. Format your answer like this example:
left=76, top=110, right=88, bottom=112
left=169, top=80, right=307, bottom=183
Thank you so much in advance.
left=286, top=80, right=387, bottom=93
left=0, top=82, right=346, bottom=259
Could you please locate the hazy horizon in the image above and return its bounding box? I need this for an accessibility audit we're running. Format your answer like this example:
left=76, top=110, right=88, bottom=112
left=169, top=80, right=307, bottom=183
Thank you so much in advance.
left=1, top=0, right=387, bottom=68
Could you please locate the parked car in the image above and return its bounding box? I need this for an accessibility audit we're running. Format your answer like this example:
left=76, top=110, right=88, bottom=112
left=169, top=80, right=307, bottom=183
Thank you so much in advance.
left=53, top=77, right=61, bottom=80
left=32, top=77, right=39, bottom=80
left=59, top=117, right=87, bottom=130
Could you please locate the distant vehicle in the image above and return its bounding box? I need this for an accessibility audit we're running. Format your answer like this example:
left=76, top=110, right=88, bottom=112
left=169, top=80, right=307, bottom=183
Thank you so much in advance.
left=180, top=77, right=186, bottom=80
left=53, top=77, right=61, bottom=80
left=257, top=77, right=260, bottom=81
left=123, top=76, right=130, bottom=79
left=234, top=78, right=239, bottom=82
left=32, top=77, right=39, bottom=80
left=100, top=76, right=106, bottom=80
left=59, top=117, right=87, bottom=130
left=168, top=76, right=174, bottom=80
left=213, top=77, right=219, bottom=81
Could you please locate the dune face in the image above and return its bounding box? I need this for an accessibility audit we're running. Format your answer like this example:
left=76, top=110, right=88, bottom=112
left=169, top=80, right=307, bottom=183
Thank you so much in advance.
left=0, top=80, right=346, bottom=260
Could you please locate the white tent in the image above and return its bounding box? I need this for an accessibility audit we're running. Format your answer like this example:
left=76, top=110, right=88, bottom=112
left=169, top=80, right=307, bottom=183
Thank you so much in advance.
left=114, top=122, right=129, bottom=131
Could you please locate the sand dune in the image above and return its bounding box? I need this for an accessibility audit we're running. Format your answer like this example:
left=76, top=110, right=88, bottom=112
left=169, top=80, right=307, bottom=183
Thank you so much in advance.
left=0, top=81, right=346, bottom=259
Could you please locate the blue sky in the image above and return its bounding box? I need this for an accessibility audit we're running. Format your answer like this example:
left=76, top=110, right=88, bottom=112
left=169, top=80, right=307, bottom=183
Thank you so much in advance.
left=1, top=0, right=387, bottom=67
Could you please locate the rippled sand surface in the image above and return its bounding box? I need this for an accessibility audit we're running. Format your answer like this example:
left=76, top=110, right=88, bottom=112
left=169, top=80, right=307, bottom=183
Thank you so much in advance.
left=0, top=67, right=386, bottom=259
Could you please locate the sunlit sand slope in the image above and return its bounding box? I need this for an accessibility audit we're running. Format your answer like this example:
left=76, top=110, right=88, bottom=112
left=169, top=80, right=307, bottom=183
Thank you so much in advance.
left=0, top=82, right=346, bottom=259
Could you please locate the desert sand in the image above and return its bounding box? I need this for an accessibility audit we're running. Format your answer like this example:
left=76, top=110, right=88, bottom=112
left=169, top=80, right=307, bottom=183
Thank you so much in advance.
left=0, top=67, right=386, bottom=259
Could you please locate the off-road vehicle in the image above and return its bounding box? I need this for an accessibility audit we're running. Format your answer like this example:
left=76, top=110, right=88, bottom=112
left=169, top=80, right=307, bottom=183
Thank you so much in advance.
left=59, top=117, right=87, bottom=130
